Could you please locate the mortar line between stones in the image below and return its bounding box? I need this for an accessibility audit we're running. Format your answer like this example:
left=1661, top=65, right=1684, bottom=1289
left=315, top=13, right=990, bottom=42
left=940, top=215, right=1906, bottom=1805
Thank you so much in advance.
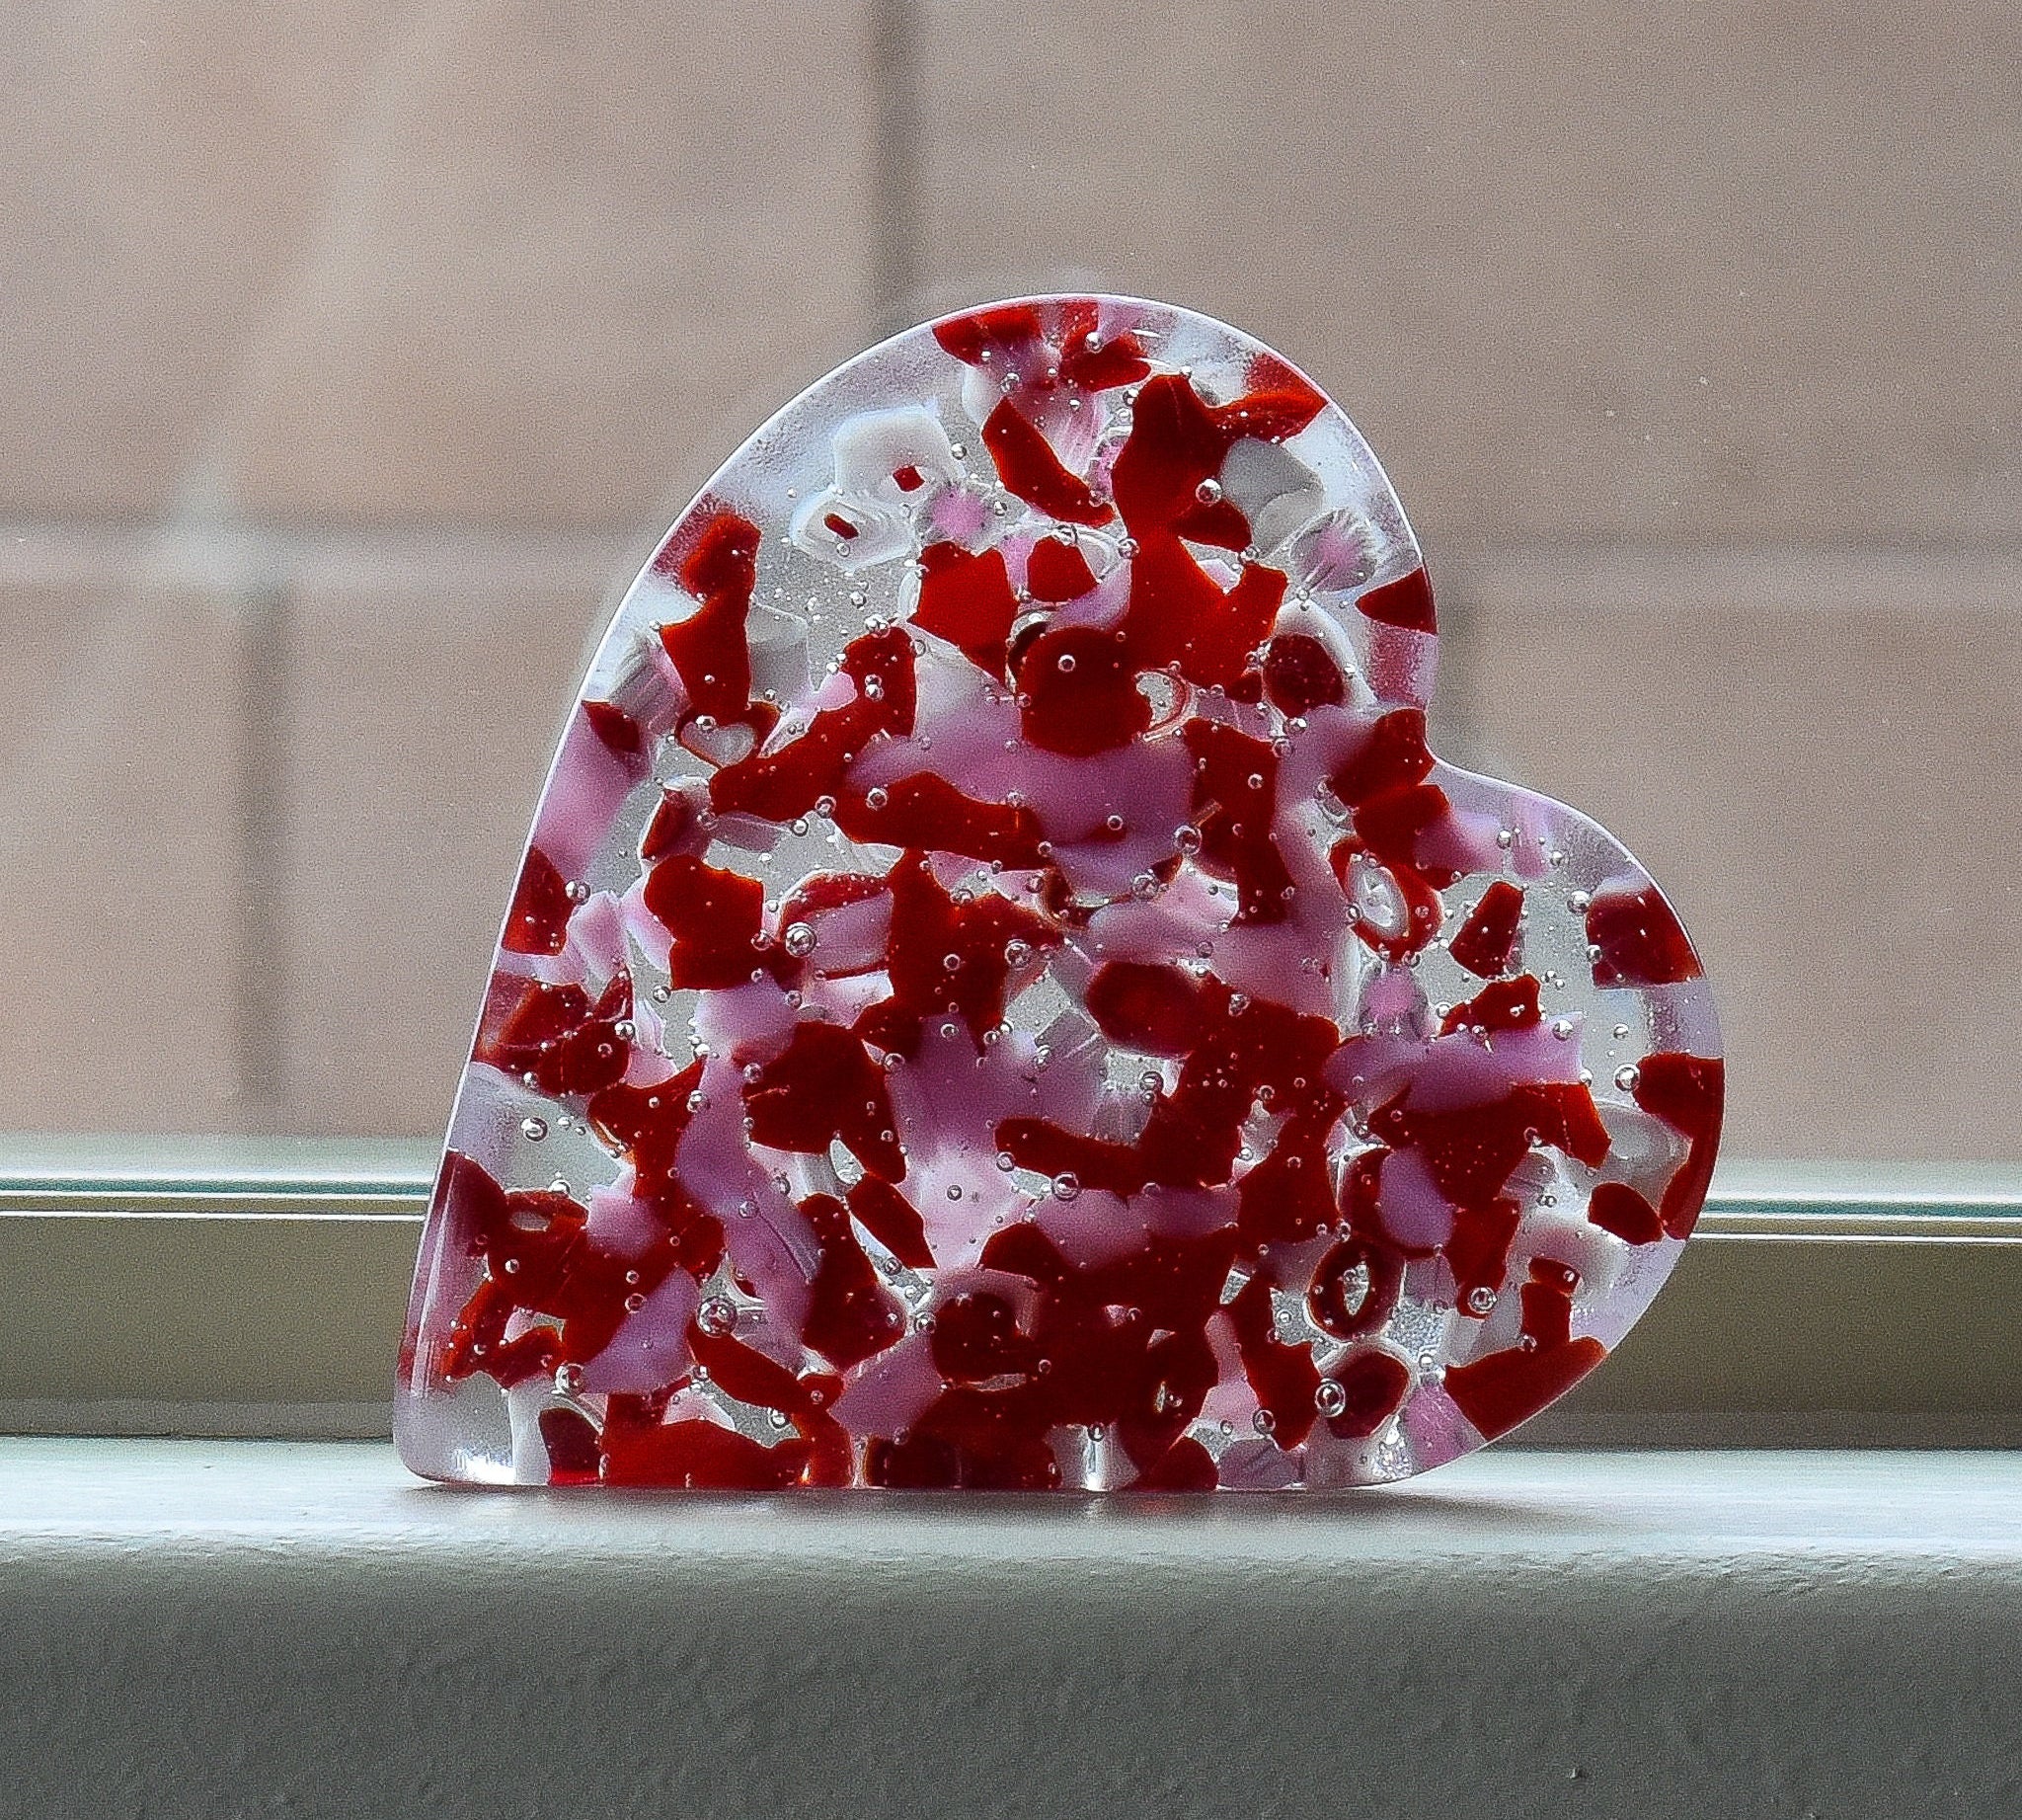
left=234, top=581, right=291, bottom=1131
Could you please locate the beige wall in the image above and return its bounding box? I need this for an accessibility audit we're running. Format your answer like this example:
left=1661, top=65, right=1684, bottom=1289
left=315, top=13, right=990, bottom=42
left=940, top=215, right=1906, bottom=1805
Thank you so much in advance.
left=0, top=0, right=2014, bottom=1157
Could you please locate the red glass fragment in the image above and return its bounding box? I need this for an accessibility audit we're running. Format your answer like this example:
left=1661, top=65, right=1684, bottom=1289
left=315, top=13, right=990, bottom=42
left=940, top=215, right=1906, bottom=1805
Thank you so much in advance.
left=1263, top=633, right=1347, bottom=715
left=800, top=1194, right=908, bottom=1370
left=1235, top=1110, right=1338, bottom=1245
left=1323, top=1349, right=1412, bottom=1441
left=475, top=968, right=633, bottom=1097
left=432, top=1154, right=673, bottom=1389
left=1439, top=974, right=1542, bottom=1035
left=1128, top=1437, right=1218, bottom=1491
left=583, top=699, right=647, bottom=763
left=643, top=854, right=773, bottom=991
left=912, top=542, right=1019, bottom=681
left=1449, top=880, right=1524, bottom=979
left=1355, top=570, right=1437, bottom=634
left=501, top=846, right=574, bottom=956
left=857, top=850, right=1054, bottom=1052
left=603, top=1415, right=813, bottom=1490
left=1226, top=1275, right=1321, bottom=1450
left=1183, top=720, right=1295, bottom=924
left=982, top=400, right=1115, bottom=526
left=1308, top=1231, right=1405, bottom=1342
left=1586, top=883, right=1703, bottom=989
left=1588, top=1181, right=1664, bottom=1245
left=1328, top=708, right=1435, bottom=807
left=1085, top=961, right=1213, bottom=1056
left=1126, top=541, right=1284, bottom=694
left=1059, top=313, right=1151, bottom=391
left=1445, top=1198, right=1522, bottom=1311
left=932, top=1291, right=1041, bottom=1383
left=845, top=1177, right=935, bottom=1271
left=710, top=625, right=916, bottom=822
left=1633, top=1053, right=1725, bottom=1237
left=833, top=772, right=1046, bottom=869
left=744, top=1021, right=904, bottom=1180
left=660, top=511, right=760, bottom=723
left=640, top=788, right=700, bottom=864
left=1017, top=623, right=1152, bottom=756
left=538, top=1408, right=602, bottom=1485
left=932, top=303, right=1045, bottom=366
left=1026, top=535, right=1100, bottom=602
left=1444, top=1335, right=1606, bottom=1442
left=1354, top=781, right=1451, bottom=871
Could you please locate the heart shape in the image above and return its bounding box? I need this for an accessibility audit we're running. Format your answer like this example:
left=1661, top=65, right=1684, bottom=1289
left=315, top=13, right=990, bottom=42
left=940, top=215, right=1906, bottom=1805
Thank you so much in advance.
left=396, top=296, right=1722, bottom=1490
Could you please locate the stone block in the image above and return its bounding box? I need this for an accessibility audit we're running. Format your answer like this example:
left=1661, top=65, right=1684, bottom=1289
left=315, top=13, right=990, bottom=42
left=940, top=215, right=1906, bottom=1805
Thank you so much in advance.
left=224, top=1, right=883, bottom=530
left=911, top=0, right=2019, bottom=552
left=0, top=533, right=250, bottom=1129
left=1456, top=550, right=2022, bottom=1159
left=0, top=0, right=406, bottom=518
left=276, top=536, right=631, bottom=1132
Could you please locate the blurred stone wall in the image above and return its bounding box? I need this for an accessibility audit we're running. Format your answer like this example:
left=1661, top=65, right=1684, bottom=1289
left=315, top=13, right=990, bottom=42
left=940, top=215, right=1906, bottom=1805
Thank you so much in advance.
left=1, top=0, right=2014, bottom=1155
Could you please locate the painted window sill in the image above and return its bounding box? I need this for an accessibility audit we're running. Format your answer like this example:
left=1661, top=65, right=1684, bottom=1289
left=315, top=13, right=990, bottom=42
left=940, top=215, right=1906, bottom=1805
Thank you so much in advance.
left=3, top=1438, right=2016, bottom=1818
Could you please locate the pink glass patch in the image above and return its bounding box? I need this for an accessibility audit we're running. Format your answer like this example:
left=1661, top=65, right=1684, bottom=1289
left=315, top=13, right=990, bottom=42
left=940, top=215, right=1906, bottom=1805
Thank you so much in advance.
left=396, top=296, right=1722, bottom=1490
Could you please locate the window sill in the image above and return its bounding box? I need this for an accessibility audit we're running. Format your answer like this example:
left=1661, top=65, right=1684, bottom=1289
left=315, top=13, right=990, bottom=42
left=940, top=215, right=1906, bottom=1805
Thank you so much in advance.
left=3, top=1437, right=2016, bottom=1817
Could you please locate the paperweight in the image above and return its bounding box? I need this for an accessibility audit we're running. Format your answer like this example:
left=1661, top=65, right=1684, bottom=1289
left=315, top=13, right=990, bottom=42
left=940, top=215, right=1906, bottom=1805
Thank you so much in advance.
left=397, top=296, right=1723, bottom=1489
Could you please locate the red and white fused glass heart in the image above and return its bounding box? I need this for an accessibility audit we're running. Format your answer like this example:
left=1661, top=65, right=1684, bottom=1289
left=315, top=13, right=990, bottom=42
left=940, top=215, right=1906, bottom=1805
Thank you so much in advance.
left=396, top=296, right=1723, bottom=1490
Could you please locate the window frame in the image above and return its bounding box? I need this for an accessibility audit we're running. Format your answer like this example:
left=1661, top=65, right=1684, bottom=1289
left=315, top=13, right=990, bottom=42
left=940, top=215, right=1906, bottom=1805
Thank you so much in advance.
left=2, top=1141, right=2016, bottom=1446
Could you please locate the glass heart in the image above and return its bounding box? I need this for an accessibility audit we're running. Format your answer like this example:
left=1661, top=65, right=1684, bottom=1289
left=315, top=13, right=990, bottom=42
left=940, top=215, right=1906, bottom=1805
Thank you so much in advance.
left=396, top=296, right=1723, bottom=1490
